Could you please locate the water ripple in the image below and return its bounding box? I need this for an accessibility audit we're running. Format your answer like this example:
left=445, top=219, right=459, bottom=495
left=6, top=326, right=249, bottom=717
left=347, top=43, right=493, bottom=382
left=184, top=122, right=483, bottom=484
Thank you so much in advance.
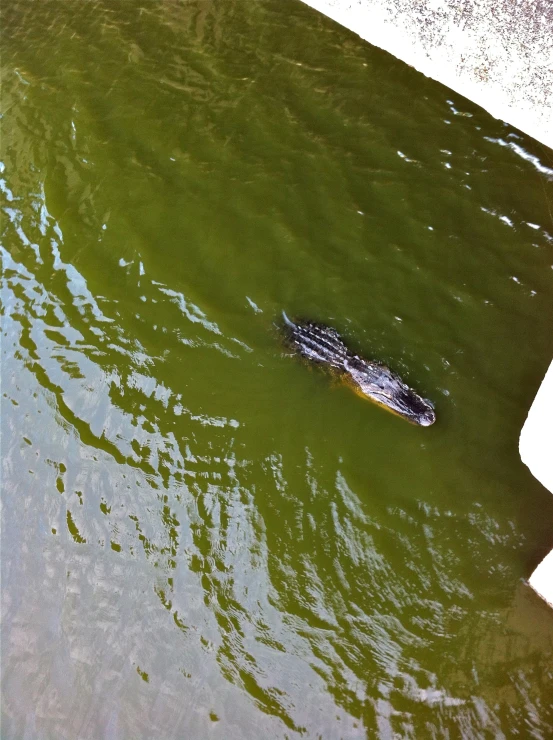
left=2, top=1, right=553, bottom=737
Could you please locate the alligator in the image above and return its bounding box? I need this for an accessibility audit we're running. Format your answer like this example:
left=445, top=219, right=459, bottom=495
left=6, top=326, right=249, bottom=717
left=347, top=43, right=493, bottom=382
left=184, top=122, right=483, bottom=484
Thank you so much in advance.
left=282, top=314, right=436, bottom=426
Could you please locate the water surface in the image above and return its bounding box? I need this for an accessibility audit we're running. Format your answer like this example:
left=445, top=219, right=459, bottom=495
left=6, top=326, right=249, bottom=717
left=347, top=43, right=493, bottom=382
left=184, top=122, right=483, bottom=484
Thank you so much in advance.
left=2, top=0, right=553, bottom=737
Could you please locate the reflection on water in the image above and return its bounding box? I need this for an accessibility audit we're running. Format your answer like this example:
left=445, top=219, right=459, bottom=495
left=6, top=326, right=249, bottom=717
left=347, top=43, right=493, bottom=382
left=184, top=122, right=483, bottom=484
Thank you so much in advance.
left=2, top=0, right=553, bottom=737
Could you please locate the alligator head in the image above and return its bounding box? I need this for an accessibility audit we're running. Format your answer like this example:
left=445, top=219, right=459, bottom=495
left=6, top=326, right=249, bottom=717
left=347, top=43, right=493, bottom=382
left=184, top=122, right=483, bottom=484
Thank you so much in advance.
left=346, top=357, right=436, bottom=427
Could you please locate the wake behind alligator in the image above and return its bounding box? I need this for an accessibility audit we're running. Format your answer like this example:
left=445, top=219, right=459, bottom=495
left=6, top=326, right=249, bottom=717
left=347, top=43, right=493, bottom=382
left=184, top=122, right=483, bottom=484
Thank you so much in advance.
left=282, top=314, right=436, bottom=426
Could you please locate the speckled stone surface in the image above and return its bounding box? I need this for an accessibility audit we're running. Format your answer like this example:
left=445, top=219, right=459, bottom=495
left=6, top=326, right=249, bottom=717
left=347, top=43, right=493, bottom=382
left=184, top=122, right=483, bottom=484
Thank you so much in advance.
left=529, top=550, right=553, bottom=608
left=520, top=361, right=553, bottom=608
left=520, top=361, right=553, bottom=495
left=298, top=0, right=553, bottom=148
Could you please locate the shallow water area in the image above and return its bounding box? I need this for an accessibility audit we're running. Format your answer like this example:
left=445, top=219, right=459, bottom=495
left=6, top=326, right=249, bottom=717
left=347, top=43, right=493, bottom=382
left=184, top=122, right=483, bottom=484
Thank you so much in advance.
left=2, top=1, right=553, bottom=737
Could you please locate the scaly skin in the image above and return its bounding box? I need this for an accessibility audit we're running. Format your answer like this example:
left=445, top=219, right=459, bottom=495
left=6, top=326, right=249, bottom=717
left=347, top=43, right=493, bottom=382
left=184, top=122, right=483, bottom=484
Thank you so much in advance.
left=282, top=315, right=436, bottom=427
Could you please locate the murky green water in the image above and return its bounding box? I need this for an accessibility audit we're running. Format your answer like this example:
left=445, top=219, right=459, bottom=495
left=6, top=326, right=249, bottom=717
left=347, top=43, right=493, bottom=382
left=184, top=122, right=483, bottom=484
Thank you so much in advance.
left=2, top=0, right=553, bottom=737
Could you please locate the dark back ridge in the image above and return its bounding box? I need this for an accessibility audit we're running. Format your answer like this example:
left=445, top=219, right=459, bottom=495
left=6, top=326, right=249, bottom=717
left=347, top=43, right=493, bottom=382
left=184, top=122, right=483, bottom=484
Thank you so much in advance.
left=282, top=315, right=349, bottom=371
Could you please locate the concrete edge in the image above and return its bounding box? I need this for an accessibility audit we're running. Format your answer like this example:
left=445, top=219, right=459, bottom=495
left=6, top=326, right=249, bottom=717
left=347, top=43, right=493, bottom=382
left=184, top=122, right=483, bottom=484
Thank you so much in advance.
left=298, top=0, right=553, bottom=150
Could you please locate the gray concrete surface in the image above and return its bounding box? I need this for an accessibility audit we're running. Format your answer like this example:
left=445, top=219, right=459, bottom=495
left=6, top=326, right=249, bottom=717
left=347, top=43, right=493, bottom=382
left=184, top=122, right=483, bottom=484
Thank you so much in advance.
left=520, top=361, right=553, bottom=608
left=520, top=361, right=553, bottom=494
left=298, top=0, right=553, bottom=149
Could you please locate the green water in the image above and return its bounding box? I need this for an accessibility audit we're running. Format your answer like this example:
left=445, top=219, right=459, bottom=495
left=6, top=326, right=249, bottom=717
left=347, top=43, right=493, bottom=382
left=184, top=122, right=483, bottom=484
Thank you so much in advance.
left=2, top=0, right=553, bottom=737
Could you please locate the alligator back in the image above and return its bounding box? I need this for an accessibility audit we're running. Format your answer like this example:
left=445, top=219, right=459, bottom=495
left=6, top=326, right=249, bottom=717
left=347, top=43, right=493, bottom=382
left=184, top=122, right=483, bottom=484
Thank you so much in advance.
left=282, top=315, right=348, bottom=371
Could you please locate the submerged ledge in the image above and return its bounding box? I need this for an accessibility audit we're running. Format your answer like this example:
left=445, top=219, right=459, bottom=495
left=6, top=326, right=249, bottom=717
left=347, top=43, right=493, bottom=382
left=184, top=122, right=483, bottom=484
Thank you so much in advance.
left=297, top=0, right=553, bottom=149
